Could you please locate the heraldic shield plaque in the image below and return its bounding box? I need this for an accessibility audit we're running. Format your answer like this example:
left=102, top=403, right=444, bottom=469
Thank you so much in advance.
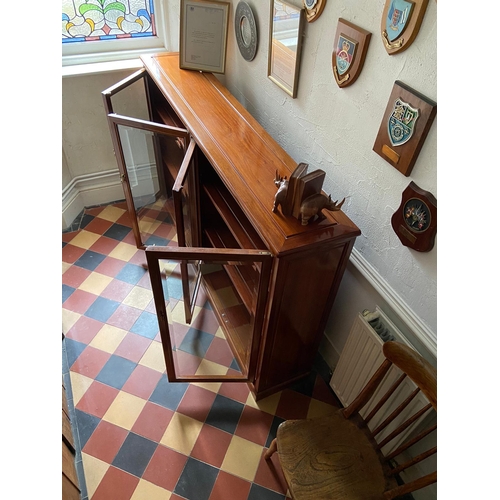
left=373, top=81, right=436, bottom=176
left=381, top=0, right=430, bottom=55
left=391, top=181, right=437, bottom=252
left=332, top=19, right=371, bottom=88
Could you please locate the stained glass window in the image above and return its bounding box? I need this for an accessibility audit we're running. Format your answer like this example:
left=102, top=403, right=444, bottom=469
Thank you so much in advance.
left=62, top=0, right=156, bottom=43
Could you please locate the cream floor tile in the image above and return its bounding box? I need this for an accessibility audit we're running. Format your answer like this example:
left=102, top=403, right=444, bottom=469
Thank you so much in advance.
left=131, top=479, right=172, bottom=500
left=63, top=262, right=71, bottom=274
left=160, top=412, right=203, bottom=455
left=67, top=230, right=101, bottom=250
left=62, top=310, right=81, bottom=335
left=108, top=241, right=138, bottom=262
left=171, top=301, right=201, bottom=326
left=102, top=391, right=147, bottom=430
left=122, top=286, right=154, bottom=310
left=307, top=398, right=338, bottom=419
left=89, top=324, right=128, bottom=354
left=195, top=358, right=229, bottom=377
left=220, top=435, right=263, bottom=482
left=191, top=381, right=221, bottom=394
left=161, top=262, right=177, bottom=276
left=245, top=391, right=281, bottom=415
left=79, top=272, right=113, bottom=296
left=139, top=217, right=161, bottom=235
left=97, top=205, right=127, bottom=223
left=138, top=341, right=166, bottom=373
left=69, top=372, right=94, bottom=405
left=214, top=327, right=225, bottom=339
left=81, top=452, right=109, bottom=498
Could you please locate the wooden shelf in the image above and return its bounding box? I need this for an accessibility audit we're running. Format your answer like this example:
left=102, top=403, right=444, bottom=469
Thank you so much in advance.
left=205, top=226, right=258, bottom=315
left=203, top=182, right=266, bottom=251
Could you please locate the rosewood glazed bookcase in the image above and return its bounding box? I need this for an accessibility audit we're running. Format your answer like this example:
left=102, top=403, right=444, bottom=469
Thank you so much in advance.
left=102, top=53, right=360, bottom=400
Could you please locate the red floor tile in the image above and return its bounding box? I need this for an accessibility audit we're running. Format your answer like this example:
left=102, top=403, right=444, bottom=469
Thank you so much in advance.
left=63, top=289, right=98, bottom=314
left=82, top=420, right=129, bottom=463
left=121, top=364, right=162, bottom=400
left=204, top=336, right=235, bottom=367
left=94, top=256, right=127, bottom=278
left=62, top=265, right=91, bottom=288
left=190, top=423, right=232, bottom=468
left=115, top=333, right=152, bottom=364
left=131, top=401, right=174, bottom=442
left=70, top=345, right=111, bottom=379
left=90, top=235, right=121, bottom=255
left=176, top=385, right=217, bottom=423
left=106, top=304, right=143, bottom=331
left=253, top=450, right=288, bottom=494
left=62, top=243, right=86, bottom=264
left=312, top=373, right=341, bottom=406
left=100, top=279, right=135, bottom=303
left=218, top=382, right=250, bottom=404
left=234, top=406, right=274, bottom=446
left=142, top=444, right=188, bottom=491
left=209, top=471, right=252, bottom=500
left=91, top=466, right=140, bottom=500
left=65, top=316, right=104, bottom=345
left=75, top=380, right=119, bottom=418
left=84, top=217, right=114, bottom=236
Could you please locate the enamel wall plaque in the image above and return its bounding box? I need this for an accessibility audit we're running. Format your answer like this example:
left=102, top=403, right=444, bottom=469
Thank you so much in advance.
left=332, top=19, right=371, bottom=88
left=303, top=0, right=326, bottom=23
left=235, top=1, right=258, bottom=61
left=391, top=181, right=436, bottom=252
left=381, top=0, right=429, bottom=55
left=373, top=81, right=436, bottom=176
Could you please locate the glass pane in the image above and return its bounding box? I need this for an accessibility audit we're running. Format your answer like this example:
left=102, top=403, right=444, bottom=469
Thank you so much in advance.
left=117, top=124, right=175, bottom=246
left=158, top=257, right=263, bottom=379
left=62, top=0, right=156, bottom=42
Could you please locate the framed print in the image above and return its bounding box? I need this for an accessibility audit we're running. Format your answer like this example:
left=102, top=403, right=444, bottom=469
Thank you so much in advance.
left=180, top=0, right=230, bottom=74
left=268, top=0, right=305, bottom=98
left=373, top=80, right=437, bottom=176
left=332, top=19, right=371, bottom=88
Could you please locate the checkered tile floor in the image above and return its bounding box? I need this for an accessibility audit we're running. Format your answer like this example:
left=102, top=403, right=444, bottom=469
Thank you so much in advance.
left=62, top=200, right=341, bottom=500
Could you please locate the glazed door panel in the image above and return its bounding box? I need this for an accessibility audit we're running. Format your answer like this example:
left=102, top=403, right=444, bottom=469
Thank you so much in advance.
left=145, top=246, right=272, bottom=383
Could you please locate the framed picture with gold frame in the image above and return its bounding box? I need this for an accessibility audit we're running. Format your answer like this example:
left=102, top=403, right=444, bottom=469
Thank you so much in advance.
left=268, top=0, right=305, bottom=98
left=180, top=0, right=230, bottom=74
left=373, top=81, right=437, bottom=176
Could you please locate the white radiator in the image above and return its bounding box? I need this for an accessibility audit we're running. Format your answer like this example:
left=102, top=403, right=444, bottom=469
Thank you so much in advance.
left=330, top=307, right=434, bottom=455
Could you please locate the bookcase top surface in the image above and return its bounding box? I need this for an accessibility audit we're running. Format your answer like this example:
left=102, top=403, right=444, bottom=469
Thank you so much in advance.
left=142, top=53, right=360, bottom=254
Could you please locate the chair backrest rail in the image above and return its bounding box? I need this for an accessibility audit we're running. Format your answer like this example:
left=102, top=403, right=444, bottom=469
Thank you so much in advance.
left=372, top=386, right=420, bottom=436
left=384, top=423, right=437, bottom=461
left=365, top=372, right=407, bottom=424
left=376, top=402, right=433, bottom=450
left=389, top=446, right=437, bottom=476
left=383, top=471, right=437, bottom=499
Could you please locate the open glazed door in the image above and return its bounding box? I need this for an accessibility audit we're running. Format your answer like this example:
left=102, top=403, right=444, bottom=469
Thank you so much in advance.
left=145, top=246, right=272, bottom=383
left=102, top=69, right=196, bottom=249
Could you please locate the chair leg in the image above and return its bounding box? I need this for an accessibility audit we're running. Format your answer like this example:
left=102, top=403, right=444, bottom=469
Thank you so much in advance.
left=265, top=438, right=278, bottom=460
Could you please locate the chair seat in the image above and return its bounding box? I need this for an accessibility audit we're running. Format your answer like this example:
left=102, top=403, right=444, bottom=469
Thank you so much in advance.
left=276, top=410, right=398, bottom=500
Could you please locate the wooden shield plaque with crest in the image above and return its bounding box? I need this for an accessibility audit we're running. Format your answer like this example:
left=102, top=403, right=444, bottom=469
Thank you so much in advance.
left=332, top=19, right=371, bottom=88
left=381, top=0, right=429, bottom=55
left=373, top=81, right=436, bottom=176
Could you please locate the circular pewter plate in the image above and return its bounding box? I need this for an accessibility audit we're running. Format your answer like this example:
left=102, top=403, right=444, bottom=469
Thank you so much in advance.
left=235, top=1, right=258, bottom=61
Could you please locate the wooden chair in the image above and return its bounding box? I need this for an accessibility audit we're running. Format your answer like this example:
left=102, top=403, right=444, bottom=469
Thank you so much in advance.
left=265, top=341, right=437, bottom=499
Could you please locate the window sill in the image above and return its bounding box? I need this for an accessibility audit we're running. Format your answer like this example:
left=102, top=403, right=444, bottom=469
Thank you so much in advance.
left=62, top=48, right=167, bottom=78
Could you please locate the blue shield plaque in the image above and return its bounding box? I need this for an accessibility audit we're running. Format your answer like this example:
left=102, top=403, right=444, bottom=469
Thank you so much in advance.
left=388, top=98, right=419, bottom=146
left=385, top=0, right=414, bottom=42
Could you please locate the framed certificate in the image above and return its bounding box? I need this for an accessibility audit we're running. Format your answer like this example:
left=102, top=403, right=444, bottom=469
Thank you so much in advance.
left=180, top=0, right=230, bottom=74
